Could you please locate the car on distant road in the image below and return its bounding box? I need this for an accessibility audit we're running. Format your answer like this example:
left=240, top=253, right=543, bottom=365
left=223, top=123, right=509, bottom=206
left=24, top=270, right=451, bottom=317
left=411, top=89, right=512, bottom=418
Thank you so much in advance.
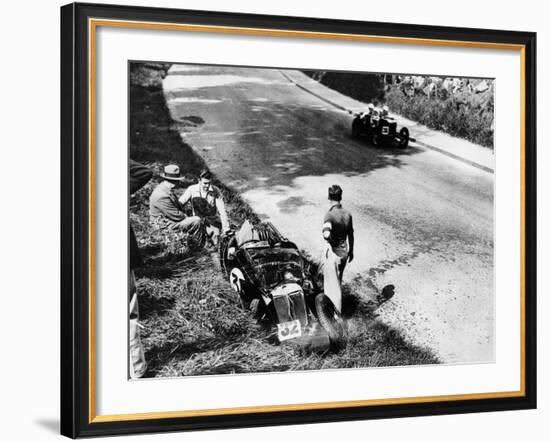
left=352, top=108, right=415, bottom=148
left=219, top=220, right=346, bottom=351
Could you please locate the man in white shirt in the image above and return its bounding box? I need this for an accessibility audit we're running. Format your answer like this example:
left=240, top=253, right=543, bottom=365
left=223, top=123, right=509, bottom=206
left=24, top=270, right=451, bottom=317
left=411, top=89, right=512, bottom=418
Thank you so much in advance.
left=179, top=169, right=229, bottom=247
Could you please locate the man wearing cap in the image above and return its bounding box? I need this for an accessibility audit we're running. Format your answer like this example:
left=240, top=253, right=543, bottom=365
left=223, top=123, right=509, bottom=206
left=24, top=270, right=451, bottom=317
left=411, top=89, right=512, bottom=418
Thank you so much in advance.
left=178, top=169, right=229, bottom=248
left=149, top=164, right=204, bottom=245
left=322, top=185, right=354, bottom=313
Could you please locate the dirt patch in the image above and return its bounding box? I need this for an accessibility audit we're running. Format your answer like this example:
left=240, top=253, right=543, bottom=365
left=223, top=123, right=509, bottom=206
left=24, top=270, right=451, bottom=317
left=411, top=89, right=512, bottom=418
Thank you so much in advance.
left=177, top=115, right=205, bottom=126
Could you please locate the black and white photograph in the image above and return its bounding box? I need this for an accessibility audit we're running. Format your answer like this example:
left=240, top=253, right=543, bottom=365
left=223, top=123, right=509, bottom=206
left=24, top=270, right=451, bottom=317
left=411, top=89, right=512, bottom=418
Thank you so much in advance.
left=1, top=0, right=543, bottom=439
left=128, top=61, right=495, bottom=379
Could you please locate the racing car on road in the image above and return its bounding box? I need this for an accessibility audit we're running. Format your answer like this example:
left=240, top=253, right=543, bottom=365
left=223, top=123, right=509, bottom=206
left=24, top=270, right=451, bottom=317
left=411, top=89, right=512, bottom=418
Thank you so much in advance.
left=352, top=108, right=415, bottom=148
left=219, top=220, right=346, bottom=351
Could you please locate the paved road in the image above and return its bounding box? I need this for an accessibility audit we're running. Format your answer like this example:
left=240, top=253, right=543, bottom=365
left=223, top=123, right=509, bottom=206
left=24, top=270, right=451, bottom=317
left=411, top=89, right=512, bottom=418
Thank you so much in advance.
left=163, top=64, right=494, bottom=364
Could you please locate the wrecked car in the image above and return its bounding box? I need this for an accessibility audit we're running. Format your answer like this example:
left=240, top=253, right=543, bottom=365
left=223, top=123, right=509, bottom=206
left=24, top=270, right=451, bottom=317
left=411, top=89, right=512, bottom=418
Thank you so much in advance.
left=219, top=220, right=346, bottom=351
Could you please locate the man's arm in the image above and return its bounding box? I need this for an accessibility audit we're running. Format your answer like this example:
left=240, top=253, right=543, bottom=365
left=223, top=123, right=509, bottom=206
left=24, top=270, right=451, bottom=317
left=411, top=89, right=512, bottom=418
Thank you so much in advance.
left=178, top=186, right=192, bottom=208
left=157, top=194, right=186, bottom=222
left=347, top=215, right=354, bottom=262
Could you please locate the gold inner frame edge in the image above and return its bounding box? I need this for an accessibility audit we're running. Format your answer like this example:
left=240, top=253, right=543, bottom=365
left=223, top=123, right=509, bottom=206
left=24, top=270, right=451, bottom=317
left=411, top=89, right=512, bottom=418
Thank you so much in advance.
left=87, top=18, right=527, bottom=424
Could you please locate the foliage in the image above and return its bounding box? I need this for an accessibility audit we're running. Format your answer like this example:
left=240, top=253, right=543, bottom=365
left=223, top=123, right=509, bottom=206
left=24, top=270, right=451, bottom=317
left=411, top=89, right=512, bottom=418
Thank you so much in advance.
left=384, top=86, right=494, bottom=148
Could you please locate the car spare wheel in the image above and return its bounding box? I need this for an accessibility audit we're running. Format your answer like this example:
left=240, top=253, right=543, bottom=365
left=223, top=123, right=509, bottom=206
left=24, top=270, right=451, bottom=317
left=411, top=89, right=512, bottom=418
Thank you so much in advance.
left=315, top=293, right=347, bottom=348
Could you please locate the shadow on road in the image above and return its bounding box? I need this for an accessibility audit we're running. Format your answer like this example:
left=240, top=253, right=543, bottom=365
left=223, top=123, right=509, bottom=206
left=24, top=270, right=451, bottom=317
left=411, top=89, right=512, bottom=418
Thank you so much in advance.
left=230, top=104, right=424, bottom=191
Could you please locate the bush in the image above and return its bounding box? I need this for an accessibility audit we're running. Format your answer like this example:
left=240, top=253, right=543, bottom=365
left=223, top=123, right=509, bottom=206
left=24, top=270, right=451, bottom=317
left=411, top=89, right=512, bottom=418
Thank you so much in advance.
left=384, top=87, right=494, bottom=148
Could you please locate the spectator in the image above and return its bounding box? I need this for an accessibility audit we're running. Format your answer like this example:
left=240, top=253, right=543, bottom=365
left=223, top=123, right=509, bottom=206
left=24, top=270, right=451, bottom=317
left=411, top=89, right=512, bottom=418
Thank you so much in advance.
left=129, top=159, right=153, bottom=379
left=178, top=169, right=229, bottom=248
left=149, top=164, right=204, bottom=248
left=321, top=185, right=354, bottom=313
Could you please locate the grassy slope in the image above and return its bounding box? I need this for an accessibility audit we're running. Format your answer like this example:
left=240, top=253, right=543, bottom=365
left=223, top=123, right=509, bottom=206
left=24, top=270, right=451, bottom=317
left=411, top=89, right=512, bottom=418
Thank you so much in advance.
left=130, top=63, right=439, bottom=378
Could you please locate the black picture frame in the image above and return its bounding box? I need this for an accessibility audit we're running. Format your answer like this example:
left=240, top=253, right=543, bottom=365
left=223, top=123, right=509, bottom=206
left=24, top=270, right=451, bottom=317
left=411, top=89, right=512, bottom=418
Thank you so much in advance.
left=61, top=2, right=537, bottom=438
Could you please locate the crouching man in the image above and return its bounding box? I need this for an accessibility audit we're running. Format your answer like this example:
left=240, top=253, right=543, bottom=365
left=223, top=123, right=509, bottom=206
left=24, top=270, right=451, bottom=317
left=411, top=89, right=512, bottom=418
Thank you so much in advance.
left=149, top=164, right=204, bottom=247
left=322, top=185, right=354, bottom=313
left=178, top=169, right=229, bottom=248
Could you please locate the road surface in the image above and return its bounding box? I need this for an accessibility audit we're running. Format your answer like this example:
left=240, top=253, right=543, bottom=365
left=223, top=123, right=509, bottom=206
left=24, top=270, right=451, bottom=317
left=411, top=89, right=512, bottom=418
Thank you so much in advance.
left=163, top=64, right=494, bottom=364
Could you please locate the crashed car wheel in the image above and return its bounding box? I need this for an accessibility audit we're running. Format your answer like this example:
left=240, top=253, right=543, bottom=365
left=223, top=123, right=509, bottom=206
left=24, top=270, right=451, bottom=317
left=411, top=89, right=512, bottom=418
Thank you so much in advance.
left=218, top=232, right=236, bottom=276
left=249, top=298, right=264, bottom=322
left=218, top=235, right=229, bottom=275
left=372, top=132, right=381, bottom=147
left=228, top=267, right=248, bottom=309
left=315, top=293, right=346, bottom=348
left=398, top=127, right=410, bottom=148
left=351, top=120, right=361, bottom=138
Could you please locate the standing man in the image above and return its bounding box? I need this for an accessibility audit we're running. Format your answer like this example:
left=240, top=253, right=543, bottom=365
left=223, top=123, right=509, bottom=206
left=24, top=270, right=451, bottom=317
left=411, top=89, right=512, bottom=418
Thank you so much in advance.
left=149, top=164, right=204, bottom=247
left=178, top=169, right=229, bottom=248
left=129, top=159, right=153, bottom=378
left=322, top=185, right=354, bottom=313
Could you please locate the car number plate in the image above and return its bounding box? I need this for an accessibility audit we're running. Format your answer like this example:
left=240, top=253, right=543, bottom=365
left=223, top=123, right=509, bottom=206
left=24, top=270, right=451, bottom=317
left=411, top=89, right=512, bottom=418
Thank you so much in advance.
left=277, top=320, right=302, bottom=342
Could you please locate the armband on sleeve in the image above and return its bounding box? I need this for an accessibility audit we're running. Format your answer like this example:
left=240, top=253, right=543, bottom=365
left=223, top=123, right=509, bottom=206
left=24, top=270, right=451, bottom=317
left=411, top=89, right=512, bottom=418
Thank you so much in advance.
left=322, top=221, right=332, bottom=239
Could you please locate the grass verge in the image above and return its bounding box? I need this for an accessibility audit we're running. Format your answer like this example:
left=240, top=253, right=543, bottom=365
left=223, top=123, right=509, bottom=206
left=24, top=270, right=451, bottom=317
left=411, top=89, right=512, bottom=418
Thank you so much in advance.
left=130, top=62, right=439, bottom=377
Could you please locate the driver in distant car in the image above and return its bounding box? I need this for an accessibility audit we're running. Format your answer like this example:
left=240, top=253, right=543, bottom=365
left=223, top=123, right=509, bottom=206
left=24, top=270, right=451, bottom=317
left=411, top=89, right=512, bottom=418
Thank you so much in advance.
left=369, top=107, right=381, bottom=127
left=364, top=103, right=375, bottom=123
left=322, top=185, right=354, bottom=313
left=178, top=169, right=229, bottom=248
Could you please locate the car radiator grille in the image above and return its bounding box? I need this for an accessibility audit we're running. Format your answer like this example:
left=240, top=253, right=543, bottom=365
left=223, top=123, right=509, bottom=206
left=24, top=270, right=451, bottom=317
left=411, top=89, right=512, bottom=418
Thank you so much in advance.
left=273, top=291, right=308, bottom=327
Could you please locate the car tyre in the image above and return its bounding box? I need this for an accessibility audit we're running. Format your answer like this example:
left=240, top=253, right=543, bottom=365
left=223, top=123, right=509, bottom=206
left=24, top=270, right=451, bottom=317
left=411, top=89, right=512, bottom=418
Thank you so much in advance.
left=228, top=267, right=247, bottom=309
left=218, top=233, right=231, bottom=275
left=372, top=132, right=381, bottom=147
left=249, top=298, right=264, bottom=322
left=315, top=293, right=347, bottom=349
left=399, top=127, right=410, bottom=148
left=351, top=120, right=361, bottom=138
